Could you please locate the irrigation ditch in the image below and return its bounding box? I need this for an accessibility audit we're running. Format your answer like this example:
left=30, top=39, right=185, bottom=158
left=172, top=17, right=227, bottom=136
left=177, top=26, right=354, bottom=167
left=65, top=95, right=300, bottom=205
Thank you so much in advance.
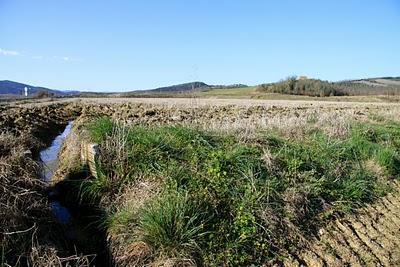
left=38, top=117, right=112, bottom=266
left=0, top=102, right=114, bottom=266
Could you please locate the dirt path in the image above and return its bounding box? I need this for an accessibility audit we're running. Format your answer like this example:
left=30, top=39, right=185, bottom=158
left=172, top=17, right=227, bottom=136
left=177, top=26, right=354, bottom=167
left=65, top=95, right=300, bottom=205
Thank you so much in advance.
left=285, top=181, right=400, bottom=267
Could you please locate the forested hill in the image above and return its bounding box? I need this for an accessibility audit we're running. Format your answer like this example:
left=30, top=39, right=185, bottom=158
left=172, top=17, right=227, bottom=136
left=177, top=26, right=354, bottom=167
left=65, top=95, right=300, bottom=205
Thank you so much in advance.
left=140, top=81, right=210, bottom=93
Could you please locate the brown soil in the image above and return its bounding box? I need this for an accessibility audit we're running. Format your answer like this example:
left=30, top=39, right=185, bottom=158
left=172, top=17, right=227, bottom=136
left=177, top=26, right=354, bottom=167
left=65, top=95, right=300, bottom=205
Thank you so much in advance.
left=0, top=102, right=85, bottom=266
left=0, top=102, right=81, bottom=136
left=284, top=182, right=400, bottom=267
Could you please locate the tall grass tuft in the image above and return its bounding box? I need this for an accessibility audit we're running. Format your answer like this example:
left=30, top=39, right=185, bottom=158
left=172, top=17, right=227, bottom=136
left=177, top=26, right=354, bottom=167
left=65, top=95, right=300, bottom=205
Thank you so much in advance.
left=138, top=192, right=208, bottom=257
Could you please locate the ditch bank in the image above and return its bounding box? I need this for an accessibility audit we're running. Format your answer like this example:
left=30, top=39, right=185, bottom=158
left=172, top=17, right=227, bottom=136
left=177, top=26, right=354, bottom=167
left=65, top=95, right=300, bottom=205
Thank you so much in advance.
left=0, top=102, right=86, bottom=266
left=1, top=102, right=114, bottom=266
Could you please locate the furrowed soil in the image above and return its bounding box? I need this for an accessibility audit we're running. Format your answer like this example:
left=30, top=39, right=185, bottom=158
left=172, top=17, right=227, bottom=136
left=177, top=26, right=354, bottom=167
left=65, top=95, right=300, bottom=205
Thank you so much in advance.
left=0, top=102, right=82, bottom=143
left=284, top=182, right=400, bottom=267
left=1, top=97, right=400, bottom=266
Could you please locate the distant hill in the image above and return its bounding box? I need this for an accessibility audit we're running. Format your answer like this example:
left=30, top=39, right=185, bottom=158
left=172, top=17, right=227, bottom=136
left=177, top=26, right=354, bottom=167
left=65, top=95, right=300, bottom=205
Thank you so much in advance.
left=124, top=81, right=253, bottom=96
left=142, top=81, right=210, bottom=93
left=0, top=80, right=79, bottom=95
left=121, top=81, right=252, bottom=97
left=210, top=84, right=249, bottom=89
left=350, top=77, right=400, bottom=87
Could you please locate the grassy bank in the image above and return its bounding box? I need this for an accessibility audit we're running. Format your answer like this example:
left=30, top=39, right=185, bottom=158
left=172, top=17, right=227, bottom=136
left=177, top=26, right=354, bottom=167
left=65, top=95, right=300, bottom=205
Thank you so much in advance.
left=81, top=117, right=400, bottom=265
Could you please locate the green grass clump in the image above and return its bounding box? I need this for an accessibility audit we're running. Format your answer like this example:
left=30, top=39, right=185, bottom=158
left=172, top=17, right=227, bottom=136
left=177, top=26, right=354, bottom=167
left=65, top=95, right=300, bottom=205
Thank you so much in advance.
left=138, top=192, right=208, bottom=257
left=85, top=117, right=400, bottom=265
left=87, top=116, right=114, bottom=143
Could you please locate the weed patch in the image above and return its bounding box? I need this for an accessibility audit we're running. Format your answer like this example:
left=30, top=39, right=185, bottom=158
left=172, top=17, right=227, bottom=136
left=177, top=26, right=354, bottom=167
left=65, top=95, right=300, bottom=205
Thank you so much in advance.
left=85, top=117, right=400, bottom=265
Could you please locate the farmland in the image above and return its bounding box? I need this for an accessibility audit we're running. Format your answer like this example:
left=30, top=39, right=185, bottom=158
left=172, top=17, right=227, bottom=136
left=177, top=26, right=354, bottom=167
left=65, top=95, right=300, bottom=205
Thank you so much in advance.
left=1, top=97, right=400, bottom=266
left=3, top=0, right=399, bottom=265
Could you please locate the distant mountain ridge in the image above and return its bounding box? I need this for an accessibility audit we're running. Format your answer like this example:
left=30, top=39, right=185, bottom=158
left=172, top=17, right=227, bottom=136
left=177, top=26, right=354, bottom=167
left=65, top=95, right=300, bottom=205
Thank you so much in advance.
left=126, top=82, right=250, bottom=95
left=2, top=77, right=399, bottom=96
left=0, top=80, right=79, bottom=95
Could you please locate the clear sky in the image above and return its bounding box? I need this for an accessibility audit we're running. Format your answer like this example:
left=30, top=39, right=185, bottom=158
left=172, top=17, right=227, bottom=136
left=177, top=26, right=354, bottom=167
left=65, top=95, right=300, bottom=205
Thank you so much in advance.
left=0, top=0, right=399, bottom=92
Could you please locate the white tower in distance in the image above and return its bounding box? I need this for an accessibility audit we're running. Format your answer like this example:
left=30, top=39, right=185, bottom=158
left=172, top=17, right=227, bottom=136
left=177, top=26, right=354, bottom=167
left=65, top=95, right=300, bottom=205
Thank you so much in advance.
left=24, top=87, right=28, bottom=97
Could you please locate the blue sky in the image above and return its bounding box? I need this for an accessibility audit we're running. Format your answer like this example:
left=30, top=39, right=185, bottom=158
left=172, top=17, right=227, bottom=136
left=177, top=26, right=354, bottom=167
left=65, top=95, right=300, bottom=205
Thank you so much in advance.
left=0, top=0, right=399, bottom=92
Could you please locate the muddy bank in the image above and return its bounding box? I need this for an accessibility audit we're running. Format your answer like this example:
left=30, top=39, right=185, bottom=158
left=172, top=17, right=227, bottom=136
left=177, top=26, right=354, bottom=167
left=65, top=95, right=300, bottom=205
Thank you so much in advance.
left=0, top=102, right=86, bottom=266
left=0, top=102, right=82, bottom=154
left=50, top=173, right=111, bottom=266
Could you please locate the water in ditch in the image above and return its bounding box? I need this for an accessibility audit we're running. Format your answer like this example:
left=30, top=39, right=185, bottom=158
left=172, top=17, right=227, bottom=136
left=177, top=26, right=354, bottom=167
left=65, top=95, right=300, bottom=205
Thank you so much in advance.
left=39, top=121, right=111, bottom=266
left=40, top=121, right=73, bottom=223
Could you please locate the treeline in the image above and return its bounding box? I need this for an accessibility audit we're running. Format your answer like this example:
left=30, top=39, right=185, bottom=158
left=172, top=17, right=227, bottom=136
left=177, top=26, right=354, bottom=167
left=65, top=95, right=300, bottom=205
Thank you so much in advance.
left=257, top=77, right=346, bottom=97
left=257, top=77, right=400, bottom=97
left=335, top=81, right=400, bottom=96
